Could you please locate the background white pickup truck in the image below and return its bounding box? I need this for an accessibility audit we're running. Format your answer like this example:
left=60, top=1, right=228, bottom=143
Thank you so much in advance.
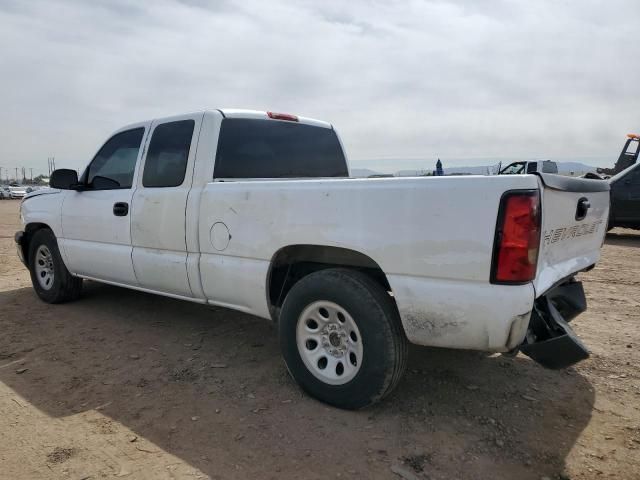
left=16, top=109, right=610, bottom=408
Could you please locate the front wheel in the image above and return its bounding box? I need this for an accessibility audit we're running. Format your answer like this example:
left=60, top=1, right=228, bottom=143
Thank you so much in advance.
left=279, top=268, right=407, bottom=409
left=28, top=229, right=82, bottom=303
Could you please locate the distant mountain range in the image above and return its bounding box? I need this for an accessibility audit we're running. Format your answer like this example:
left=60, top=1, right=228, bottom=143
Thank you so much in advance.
left=351, top=161, right=598, bottom=178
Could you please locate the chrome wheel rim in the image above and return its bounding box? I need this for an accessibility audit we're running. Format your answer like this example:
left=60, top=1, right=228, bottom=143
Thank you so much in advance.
left=34, top=245, right=55, bottom=290
left=296, top=300, right=363, bottom=385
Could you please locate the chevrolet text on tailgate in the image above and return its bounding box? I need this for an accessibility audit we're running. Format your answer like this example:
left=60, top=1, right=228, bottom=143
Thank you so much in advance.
left=15, top=109, right=610, bottom=409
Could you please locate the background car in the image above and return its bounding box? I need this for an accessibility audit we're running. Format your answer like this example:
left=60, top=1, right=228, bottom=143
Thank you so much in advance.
left=8, top=186, right=28, bottom=199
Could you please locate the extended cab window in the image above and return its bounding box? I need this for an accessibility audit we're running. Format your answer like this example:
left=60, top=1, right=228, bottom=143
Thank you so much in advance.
left=87, top=128, right=144, bottom=189
left=142, top=120, right=195, bottom=187
left=213, top=118, right=348, bottom=179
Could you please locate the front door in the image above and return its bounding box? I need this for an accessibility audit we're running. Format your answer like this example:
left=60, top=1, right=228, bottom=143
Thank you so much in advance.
left=130, top=113, right=203, bottom=297
left=60, top=124, right=149, bottom=284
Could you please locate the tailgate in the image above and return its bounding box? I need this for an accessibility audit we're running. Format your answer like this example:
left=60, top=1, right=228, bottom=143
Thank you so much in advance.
left=533, top=173, right=610, bottom=296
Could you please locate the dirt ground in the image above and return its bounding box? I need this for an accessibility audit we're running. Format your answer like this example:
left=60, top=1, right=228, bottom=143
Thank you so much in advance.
left=0, top=199, right=638, bottom=480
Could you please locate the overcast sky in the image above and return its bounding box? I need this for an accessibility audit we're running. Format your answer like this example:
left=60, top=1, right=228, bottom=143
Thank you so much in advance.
left=1, top=0, right=639, bottom=177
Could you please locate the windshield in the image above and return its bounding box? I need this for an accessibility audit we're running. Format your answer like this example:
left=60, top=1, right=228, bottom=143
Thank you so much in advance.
left=499, top=162, right=526, bottom=175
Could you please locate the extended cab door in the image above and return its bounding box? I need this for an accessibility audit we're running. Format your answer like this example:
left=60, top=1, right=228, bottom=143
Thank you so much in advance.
left=130, top=113, right=203, bottom=297
left=60, top=124, right=149, bottom=284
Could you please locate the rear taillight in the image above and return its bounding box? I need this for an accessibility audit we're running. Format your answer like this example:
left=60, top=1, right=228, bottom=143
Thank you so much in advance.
left=267, top=111, right=299, bottom=122
left=491, top=190, right=541, bottom=284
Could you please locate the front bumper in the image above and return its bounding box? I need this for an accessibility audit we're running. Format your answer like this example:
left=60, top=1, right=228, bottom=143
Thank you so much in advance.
left=520, top=280, right=589, bottom=369
left=15, top=231, right=26, bottom=265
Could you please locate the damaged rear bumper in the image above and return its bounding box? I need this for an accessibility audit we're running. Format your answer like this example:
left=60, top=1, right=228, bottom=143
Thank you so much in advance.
left=520, top=280, right=589, bottom=369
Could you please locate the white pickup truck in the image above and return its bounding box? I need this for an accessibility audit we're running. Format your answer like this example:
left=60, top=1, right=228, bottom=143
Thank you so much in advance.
left=16, top=109, right=610, bottom=409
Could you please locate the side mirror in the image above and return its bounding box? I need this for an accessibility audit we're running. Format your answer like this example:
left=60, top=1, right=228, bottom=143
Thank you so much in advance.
left=50, top=169, right=79, bottom=190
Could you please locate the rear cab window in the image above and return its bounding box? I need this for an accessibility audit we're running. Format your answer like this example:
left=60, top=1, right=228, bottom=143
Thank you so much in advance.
left=213, top=118, right=348, bottom=179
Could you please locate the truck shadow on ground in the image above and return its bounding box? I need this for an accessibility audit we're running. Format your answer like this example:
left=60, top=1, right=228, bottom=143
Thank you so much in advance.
left=606, top=230, right=640, bottom=248
left=0, top=282, right=594, bottom=479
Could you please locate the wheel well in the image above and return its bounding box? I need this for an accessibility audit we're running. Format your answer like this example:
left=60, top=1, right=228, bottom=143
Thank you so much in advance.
left=21, top=223, right=52, bottom=264
left=266, top=245, right=394, bottom=320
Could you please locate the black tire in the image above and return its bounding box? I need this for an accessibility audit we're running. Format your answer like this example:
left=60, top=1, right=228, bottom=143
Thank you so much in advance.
left=28, top=229, right=82, bottom=303
left=279, top=268, right=407, bottom=409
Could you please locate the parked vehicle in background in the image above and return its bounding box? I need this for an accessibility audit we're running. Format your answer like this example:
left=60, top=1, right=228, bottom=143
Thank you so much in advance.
left=499, top=160, right=558, bottom=175
left=15, top=109, right=610, bottom=409
left=598, top=133, right=640, bottom=177
left=0, top=186, right=10, bottom=199
left=584, top=133, right=640, bottom=229
left=608, top=163, right=640, bottom=230
left=9, top=185, right=30, bottom=199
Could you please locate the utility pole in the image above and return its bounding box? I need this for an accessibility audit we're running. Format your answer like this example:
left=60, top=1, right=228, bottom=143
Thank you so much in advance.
left=48, top=156, right=57, bottom=175
left=29, top=168, right=33, bottom=183
left=14, top=167, right=18, bottom=183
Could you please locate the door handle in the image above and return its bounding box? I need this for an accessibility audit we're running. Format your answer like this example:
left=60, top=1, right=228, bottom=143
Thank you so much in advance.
left=575, top=197, right=590, bottom=221
left=113, top=202, right=129, bottom=216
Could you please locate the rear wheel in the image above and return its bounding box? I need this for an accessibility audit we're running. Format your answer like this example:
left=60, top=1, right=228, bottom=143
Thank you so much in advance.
left=279, top=268, right=407, bottom=409
left=28, top=229, right=82, bottom=303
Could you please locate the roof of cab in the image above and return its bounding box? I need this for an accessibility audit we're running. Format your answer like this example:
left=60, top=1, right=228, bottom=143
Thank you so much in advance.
left=217, top=109, right=332, bottom=129
left=113, top=109, right=333, bottom=135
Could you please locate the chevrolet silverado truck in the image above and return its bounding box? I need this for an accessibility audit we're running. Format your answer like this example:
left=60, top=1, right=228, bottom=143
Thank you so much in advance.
left=16, top=109, right=610, bottom=409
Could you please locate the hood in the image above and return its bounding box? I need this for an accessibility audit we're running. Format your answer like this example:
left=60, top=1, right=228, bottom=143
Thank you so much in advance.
left=23, top=188, right=59, bottom=200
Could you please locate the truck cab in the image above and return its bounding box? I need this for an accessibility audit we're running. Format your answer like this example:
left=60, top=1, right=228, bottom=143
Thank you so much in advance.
left=499, top=160, right=558, bottom=175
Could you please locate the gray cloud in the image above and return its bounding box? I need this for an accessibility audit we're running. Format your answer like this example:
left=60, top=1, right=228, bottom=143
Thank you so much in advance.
left=0, top=0, right=638, bottom=176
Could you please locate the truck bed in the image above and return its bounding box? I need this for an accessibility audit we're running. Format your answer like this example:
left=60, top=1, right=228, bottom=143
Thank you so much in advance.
left=195, top=174, right=608, bottom=352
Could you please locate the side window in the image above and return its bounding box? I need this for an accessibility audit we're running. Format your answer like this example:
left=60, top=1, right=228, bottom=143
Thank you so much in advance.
left=142, top=120, right=195, bottom=188
left=87, top=128, right=144, bottom=189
